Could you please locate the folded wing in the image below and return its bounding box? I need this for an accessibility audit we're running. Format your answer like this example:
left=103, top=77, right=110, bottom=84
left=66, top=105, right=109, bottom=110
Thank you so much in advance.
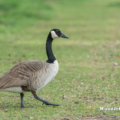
left=0, top=60, right=45, bottom=89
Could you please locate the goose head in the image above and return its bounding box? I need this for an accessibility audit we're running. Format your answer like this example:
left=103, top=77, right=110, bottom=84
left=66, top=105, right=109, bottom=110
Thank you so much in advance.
left=50, top=29, right=68, bottom=39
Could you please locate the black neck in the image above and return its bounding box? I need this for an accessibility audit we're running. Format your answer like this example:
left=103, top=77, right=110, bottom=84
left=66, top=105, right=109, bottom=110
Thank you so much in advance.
left=46, top=33, right=56, bottom=63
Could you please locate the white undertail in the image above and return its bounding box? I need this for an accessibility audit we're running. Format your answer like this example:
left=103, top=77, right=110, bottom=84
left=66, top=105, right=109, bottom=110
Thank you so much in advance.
left=0, top=87, right=23, bottom=93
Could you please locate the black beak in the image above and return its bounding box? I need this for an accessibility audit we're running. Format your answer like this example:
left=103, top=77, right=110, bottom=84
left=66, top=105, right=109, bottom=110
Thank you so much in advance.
left=61, top=33, right=69, bottom=38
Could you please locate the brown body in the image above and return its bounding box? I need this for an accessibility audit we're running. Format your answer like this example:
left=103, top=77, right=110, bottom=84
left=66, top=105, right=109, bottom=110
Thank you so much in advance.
left=0, top=60, right=59, bottom=93
left=0, top=29, right=68, bottom=107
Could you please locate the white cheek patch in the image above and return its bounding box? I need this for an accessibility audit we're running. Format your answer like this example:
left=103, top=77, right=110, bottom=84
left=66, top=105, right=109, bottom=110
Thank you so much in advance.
left=51, top=31, right=59, bottom=39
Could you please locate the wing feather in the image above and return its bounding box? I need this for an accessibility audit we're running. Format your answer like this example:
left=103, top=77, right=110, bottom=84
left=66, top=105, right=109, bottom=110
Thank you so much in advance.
left=0, top=60, right=46, bottom=89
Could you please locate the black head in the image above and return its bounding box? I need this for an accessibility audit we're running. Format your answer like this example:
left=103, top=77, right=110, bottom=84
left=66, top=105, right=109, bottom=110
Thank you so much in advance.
left=50, top=29, right=68, bottom=39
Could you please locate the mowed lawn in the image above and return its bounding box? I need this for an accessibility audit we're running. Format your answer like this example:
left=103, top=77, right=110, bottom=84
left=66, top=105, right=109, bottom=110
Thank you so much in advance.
left=0, top=0, right=120, bottom=119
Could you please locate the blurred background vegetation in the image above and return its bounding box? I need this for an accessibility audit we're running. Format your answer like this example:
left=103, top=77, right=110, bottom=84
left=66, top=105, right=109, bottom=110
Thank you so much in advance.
left=0, top=0, right=53, bottom=24
left=0, top=0, right=120, bottom=119
left=0, top=0, right=55, bottom=33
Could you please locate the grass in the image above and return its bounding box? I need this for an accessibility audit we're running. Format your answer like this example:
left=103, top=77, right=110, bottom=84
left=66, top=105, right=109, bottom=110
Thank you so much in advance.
left=0, top=0, right=120, bottom=119
left=0, top=0, right=55, bottom=34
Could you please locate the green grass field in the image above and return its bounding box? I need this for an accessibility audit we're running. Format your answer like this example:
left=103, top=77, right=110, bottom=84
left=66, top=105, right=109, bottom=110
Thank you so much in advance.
left=0, top=0, right=120, bottom=119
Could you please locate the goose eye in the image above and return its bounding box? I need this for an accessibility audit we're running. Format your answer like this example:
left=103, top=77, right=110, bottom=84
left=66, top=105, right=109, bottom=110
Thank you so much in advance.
left=56, top=30, right=59, bottom=33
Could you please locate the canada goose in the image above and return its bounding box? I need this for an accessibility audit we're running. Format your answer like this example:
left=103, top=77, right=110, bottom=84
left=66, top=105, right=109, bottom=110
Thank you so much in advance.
left=0, top=29, right=68, bottom=108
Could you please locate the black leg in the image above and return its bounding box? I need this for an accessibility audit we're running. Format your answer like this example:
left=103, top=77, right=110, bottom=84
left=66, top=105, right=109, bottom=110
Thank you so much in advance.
left=20, top=93, right=25, bottom=108
left=32, top=91, right=59, bottom=106
left=34, top=95, right=59, bottom=106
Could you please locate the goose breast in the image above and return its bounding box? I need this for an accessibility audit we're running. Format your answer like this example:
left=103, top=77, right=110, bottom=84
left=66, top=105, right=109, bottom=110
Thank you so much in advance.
left=27, top=60, right=59, bottom=91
